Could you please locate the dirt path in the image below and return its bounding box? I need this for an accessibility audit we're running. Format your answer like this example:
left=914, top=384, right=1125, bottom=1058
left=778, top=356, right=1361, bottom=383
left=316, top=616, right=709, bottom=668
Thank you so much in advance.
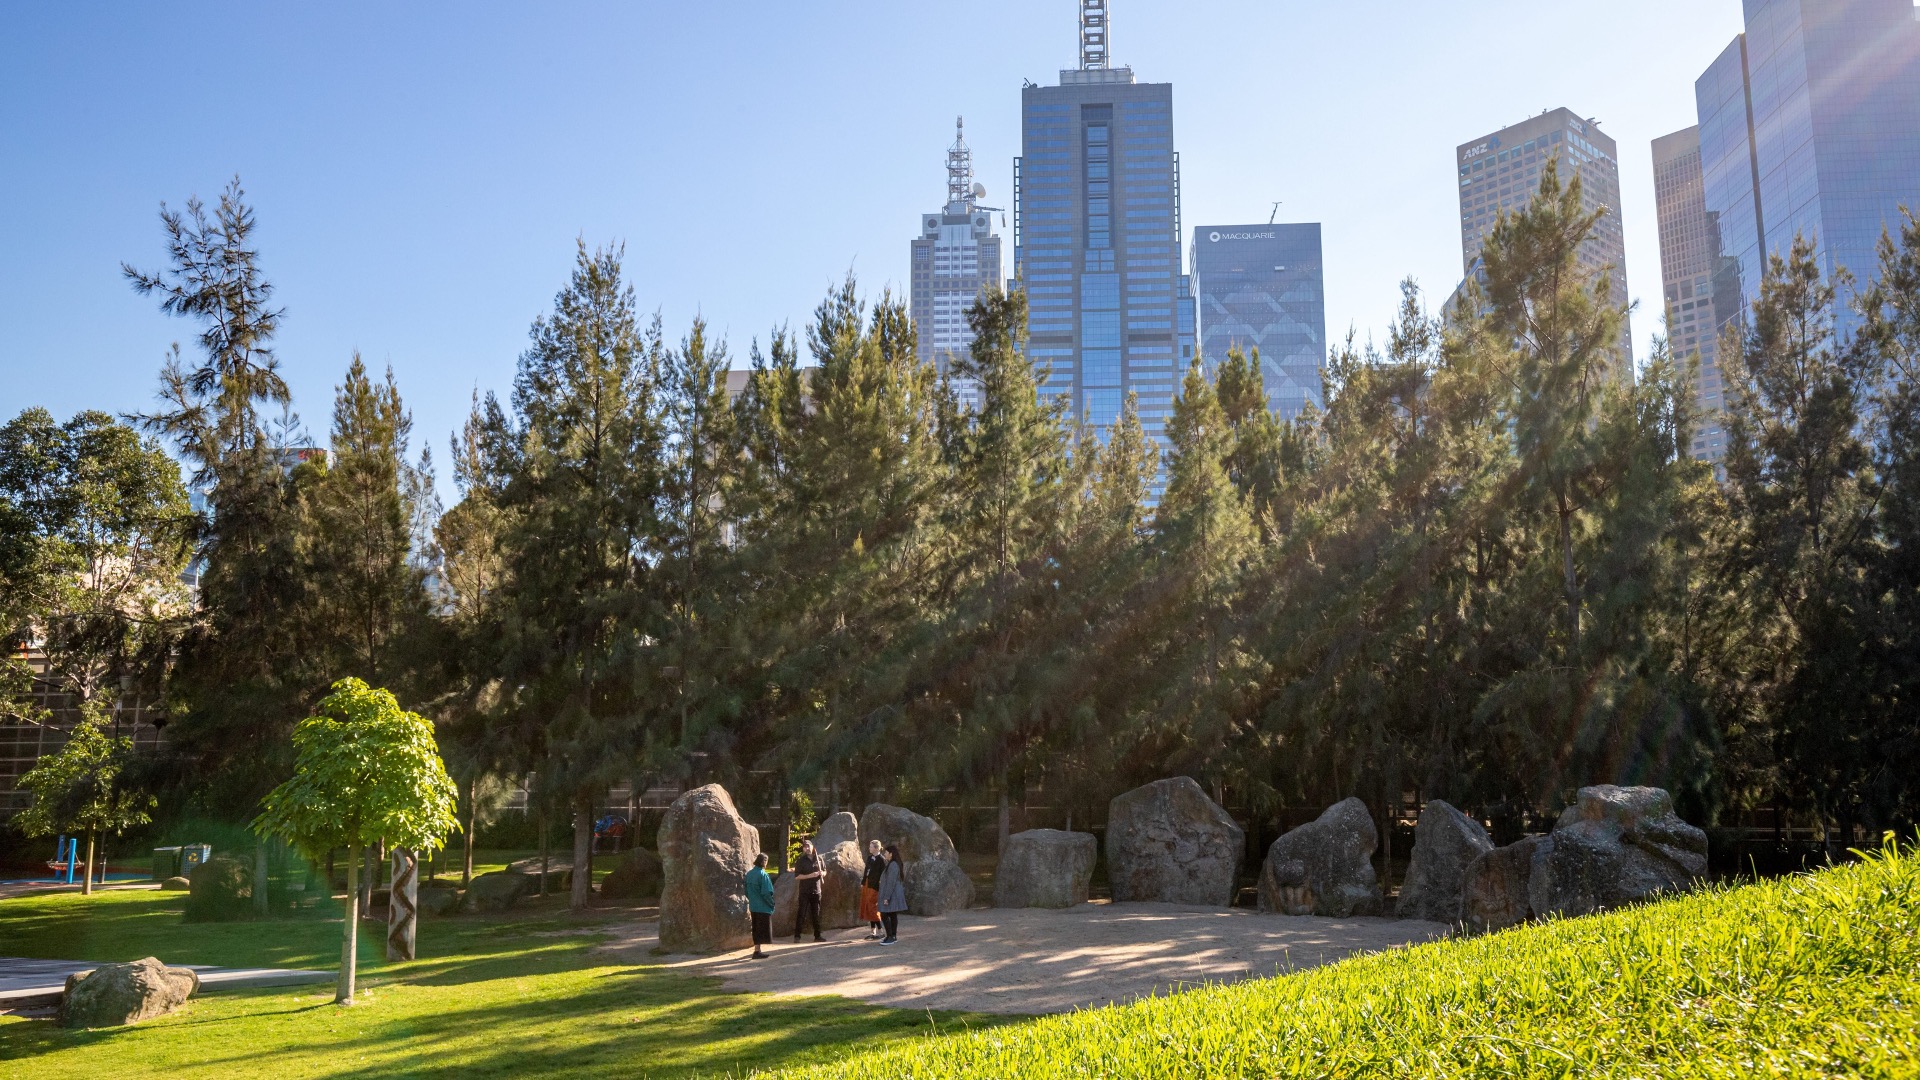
left=601, top=901, right=1449, bottom=1015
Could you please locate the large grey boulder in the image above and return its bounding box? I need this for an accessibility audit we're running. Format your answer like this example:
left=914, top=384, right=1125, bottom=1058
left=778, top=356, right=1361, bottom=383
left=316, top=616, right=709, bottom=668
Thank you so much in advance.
left=505, top=856, right=573, bottom=893
left=183, top=856, right=251, bottom=922
left=1462, top=835, right=1547, bottom=933
left=658, top=784, right=761, bottom=953
left=773, top=814, right=866, bottom=935
left=1257, top=797, right=1383, bottom=917
left=461, top=870, right=528, bottom=913
left=599, top=847, right=664, bottom=900
left=417, top=885, right=462, bottom=917
left=1529, top=785, right=1708, bottom=919
left=60, top=957, right=198, bottom=1028
left=1105, top=777, right=1245, bottom=906
left=994, top=829, right=1096, bottom=909
left=1394, top=800, right=1495, bottom=923
left=859, top=803, right=975, bottom=916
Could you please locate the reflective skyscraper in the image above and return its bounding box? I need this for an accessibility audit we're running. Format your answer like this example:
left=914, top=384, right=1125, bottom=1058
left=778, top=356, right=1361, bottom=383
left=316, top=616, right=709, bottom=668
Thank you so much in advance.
left=1457, top=108, right=1634, bottom=376
left=1696, top=0, right=1920, bottom=340
left=1653, top=126, right=1736, bottom=460
left=911, top=118, right=1003, bottom=412
left=1189, top=223, right=1327, bottom=418
left=1013, top=0, right=1194, bottom=444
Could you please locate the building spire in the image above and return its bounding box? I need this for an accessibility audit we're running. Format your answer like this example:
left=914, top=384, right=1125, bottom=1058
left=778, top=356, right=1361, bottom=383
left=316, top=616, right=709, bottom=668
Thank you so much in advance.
left=1080, top=0, right=1109, bottom=70
left=946, top=116, right=973, bottom=206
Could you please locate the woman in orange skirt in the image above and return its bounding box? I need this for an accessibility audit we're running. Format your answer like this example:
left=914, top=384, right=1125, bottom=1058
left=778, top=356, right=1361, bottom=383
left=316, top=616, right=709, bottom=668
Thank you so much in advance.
left=858, top=839, right=885, bottom=938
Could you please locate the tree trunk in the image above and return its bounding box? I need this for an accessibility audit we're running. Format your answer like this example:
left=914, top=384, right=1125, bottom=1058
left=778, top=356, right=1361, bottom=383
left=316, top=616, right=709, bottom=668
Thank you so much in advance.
left=1559, top=501, right=1581, bottom=656
left=254, top=840, right=271, bottom=917
left=997, top=778, right=1010, bottom=856
left=539, top=806, right=551, bottom=898
left=338, top=852, right=360, bottom=1004
left=327, top=849, right=336, bottom=894
left=463, top=776, right=477, bottom=889
left=571, top=793, right=593, bottom=913
left=780, top=783, right=792, bottom=874
left=81, top=831, right=96, bottom=896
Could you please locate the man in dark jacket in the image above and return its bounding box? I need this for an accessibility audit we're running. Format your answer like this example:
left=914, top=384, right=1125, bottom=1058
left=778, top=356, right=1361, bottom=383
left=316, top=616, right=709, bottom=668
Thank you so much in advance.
left=791, top=839, right=826, bottom=942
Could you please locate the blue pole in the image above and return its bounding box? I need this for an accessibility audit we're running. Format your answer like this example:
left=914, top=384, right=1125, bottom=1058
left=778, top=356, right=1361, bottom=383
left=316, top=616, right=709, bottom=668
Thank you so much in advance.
left=65, top=838, right=77, bottom=884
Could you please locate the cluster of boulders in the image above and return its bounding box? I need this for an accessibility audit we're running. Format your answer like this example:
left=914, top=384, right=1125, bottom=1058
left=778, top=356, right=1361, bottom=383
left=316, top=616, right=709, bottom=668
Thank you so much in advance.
left=1461, top=785, right=1709, bottom=931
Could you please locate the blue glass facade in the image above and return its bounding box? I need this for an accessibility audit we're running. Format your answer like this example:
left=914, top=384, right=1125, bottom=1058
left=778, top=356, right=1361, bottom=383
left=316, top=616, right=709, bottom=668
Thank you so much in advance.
left=1696, top=0, right=1920, bottom=338
left=1015, top=68, right=1193, bottom=445
left=1189, top=224, right=1327, bottom=418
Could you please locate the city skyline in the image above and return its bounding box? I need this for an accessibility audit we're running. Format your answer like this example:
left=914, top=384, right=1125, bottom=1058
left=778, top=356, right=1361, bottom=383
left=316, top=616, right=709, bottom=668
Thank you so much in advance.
left=0, top=1, right=1841, bottom=491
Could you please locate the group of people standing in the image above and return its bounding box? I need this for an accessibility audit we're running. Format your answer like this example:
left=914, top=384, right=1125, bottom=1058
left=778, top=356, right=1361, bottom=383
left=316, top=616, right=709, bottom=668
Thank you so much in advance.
left=744, top=839, right=907, bottom=960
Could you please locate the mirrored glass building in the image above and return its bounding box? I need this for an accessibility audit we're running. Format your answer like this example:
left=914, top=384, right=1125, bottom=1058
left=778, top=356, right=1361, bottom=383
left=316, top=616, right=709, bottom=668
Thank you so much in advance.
left=1189, top=223, right=1326, bottom=418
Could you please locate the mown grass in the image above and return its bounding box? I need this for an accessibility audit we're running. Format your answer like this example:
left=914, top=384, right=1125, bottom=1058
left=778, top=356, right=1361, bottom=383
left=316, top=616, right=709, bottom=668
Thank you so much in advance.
left=772, top=839, right=1920, bottom=1079
left=0, top=884, right=1004, bottom=1078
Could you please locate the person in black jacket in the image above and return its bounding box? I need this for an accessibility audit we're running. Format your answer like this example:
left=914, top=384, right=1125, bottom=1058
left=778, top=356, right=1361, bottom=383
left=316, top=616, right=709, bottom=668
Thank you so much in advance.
left=791, top=838, right=826, bottom=943
left=860, top=840, right=885, bottom=939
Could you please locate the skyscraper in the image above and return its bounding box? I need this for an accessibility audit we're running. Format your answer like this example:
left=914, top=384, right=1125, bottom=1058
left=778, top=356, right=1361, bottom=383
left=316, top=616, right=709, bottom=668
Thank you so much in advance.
left=911, top=118, right=1003, bottom=411
left=1695, top=0, right=1920, bottom=341
left=1456, top=108, right=1634, bottom=375
left=1653, top=126, right=1736, bottom=460
left=1013, top=0, right=1194, bottom=446
left=1189, top=223, right=1327, bottom=418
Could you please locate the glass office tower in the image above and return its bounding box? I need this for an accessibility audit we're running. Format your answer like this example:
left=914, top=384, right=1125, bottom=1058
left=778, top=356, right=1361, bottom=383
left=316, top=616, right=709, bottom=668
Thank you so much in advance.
left=1457, top=107, right=1634, bottom=377
left=1653, top=126, right=1734, bottom=460
left=1013, top=0, right=1193, bottom=446
left=911, top=117, right=1003, bottom=412
left=1696, top=0, right=1920, bottom=340
left=1189, top=223, right=1327, bottom=418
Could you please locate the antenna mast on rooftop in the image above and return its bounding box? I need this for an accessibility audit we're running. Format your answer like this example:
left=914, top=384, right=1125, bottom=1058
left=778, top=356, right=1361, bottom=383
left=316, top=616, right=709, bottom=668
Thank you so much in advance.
left=1080, top=0, right=1109, bottom=70
left=947, top=116, right=974, bottom=206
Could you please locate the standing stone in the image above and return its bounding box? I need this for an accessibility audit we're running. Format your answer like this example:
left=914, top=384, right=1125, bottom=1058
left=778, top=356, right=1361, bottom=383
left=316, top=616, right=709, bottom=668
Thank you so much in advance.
left=658, top=784, right=761, bottom=953
left=1394, top=800, right=1495, bottom=923
left=993, top=829, right=1096, bottom=909
left=1256, top=797, right=1383, bottom=917
left=599, top=847, right=664, bottom=900
left=59, top=958, right=198, bottom=1028
left=1529, top=785, right=1709, bottom=919
left=387, top=847, right=419, bottom=961
left=1462, top=835, right=1548, bottom=933
left=1105, top=777, right=1245, bottom=907
left=505, top=856, right=573, bottom=893
left=773, top=813, right=866, bottom=935
left=859, top=803, right=975, bottom=916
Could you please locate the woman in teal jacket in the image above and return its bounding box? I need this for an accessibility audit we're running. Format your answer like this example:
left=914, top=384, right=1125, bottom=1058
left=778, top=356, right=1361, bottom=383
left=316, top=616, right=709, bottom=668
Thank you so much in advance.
left=746, top=853, right=776, bottom=959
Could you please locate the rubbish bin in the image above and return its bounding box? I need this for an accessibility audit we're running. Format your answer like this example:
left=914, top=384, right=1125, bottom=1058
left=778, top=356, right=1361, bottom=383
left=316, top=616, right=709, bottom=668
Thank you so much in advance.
left=179, top=844, right=213, bottom=874
left=152, top=846, right=183, bottom=880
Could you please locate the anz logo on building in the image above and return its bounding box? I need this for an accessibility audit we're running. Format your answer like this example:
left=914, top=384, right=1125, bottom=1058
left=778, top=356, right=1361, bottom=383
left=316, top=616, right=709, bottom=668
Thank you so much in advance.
left=1462, top=136, right=1503, bottom=161
left=1209, top=230, right=1276, bottom=243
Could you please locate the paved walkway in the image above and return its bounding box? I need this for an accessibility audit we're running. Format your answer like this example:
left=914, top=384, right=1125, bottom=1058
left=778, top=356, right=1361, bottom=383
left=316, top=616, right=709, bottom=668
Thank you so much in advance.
left=0, top=957, right=332, bottom=1009
left=602, top=901, right=1449, bottom=1015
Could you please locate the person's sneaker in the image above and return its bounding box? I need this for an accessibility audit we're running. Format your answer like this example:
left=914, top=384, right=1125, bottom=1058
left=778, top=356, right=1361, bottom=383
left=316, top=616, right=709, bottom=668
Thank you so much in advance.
left=880, top=937, right=896, bottom=945
left=751, top=953, right=765, bottom=960
left=813, top=936, right=826, bottom=942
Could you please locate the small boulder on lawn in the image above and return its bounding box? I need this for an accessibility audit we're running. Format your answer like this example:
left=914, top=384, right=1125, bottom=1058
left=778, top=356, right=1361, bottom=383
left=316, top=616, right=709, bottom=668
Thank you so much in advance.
left=417, top=884, right=462, bottom=917
left=159, top=876, right=190, bottom=891
left=1105, top=777, right=1245, bottom=907
left=183, top=856, right=252, bottom=922
left=599, top=847, right=664, bottom=900
left=994, top=829, right=1096, bottom=909
left=1394, top=800, right=1495, bottom=923
left=859, top=803, right=975, bottom=916
left=1256, top=797, right=1383, bottom=917
left=60, top=957, right=198, bottom=1028
left=658, top=784, right=761, bottom=953
left=506, top=856, right=572, bottom=893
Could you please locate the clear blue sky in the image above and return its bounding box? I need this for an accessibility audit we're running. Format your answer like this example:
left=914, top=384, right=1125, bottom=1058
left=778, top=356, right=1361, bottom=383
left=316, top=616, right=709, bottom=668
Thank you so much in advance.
left=3, top=1, right=1758, bottom=492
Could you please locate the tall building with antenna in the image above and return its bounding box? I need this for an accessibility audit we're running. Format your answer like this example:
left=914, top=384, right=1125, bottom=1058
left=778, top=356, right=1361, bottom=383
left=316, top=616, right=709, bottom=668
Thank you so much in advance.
left=911, top=118, right=1003, bottom=411
left=1014, top=0, right=1194, bottom=454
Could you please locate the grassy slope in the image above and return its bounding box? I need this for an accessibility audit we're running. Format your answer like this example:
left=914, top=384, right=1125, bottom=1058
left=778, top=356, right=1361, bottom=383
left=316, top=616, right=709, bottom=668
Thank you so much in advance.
left=0, top=880, right=1004, bottom=1078
left=774, top=841, right=1920, bottom=1079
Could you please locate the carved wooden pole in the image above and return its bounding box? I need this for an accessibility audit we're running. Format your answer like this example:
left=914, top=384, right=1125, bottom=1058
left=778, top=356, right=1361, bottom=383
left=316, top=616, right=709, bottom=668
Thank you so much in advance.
left=387, top=847, right=418, bottom=961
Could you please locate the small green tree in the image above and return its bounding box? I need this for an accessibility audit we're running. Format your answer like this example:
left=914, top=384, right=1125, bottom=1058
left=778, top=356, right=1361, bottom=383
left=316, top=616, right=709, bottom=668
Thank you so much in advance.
left=253, top=678, right=458, bottom=1004
left=15, top=704, right=155, bottom=896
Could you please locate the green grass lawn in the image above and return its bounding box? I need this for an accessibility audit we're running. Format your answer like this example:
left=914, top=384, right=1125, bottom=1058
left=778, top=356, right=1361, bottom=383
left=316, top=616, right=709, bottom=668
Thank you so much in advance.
left=776, top=838, right=1920, bottom=1079
left=0, top=880, right=1004, bottom=1078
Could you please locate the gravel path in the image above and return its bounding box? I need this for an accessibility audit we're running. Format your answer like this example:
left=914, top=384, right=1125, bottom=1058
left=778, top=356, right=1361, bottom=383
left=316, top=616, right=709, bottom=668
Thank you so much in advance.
left=602, top=901, right=1449, bottom=1015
